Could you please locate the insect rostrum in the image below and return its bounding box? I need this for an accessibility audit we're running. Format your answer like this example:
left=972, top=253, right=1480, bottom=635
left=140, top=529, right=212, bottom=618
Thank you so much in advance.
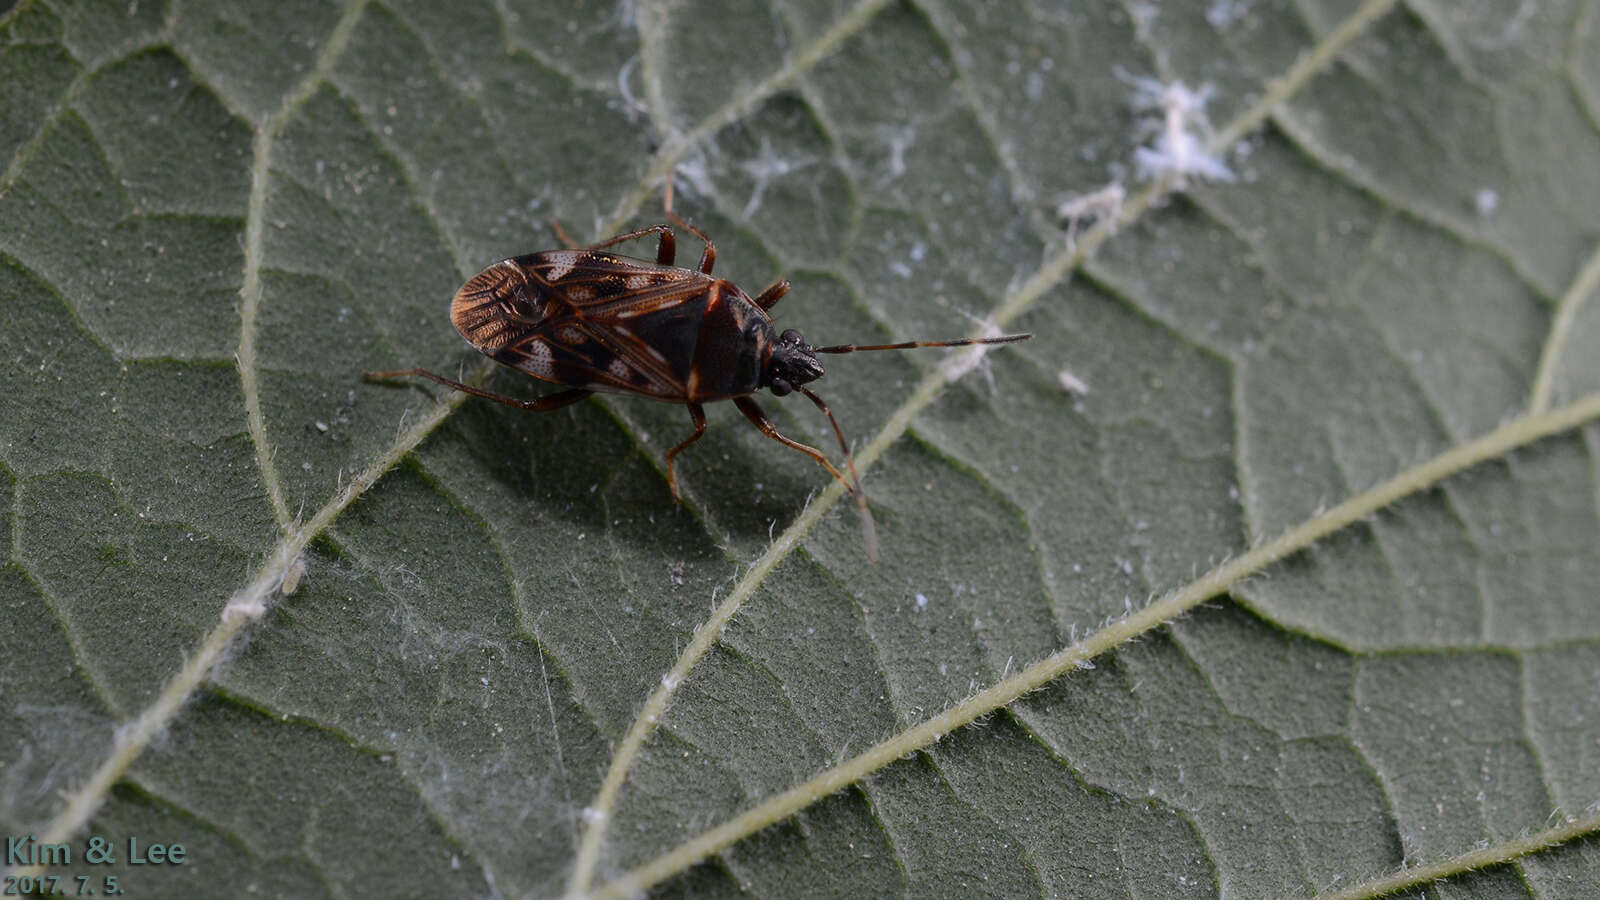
left=365, top=210, right=1029, bottom=561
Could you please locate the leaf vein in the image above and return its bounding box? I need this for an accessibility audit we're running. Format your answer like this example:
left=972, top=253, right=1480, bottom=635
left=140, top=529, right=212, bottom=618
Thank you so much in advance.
left=237, top=0, right=375, bottom=533
left=408, top=455, right=621, bottom=746
left=590, top=0, right=897, bottom=243
left=1315, top=807, right=1600, bottom=899
left=910, top=0, right=1056, bottom=244
left=1529, top=239, right=1600, bottom=412
left=1269, top=109, right=1552, bottom=301
left=570, top=0, right=1409, bottom=893
left=590, top=392, right=1600, bottom=900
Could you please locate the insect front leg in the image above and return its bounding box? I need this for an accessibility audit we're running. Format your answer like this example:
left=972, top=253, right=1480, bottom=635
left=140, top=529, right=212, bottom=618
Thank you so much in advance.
left=753, top=279, right=790, bottom=311
left=363, top=368, right=593, bottom=412
left=663, top=403, right=708, bottom=502
left=732, top=396, right=857, bottom=495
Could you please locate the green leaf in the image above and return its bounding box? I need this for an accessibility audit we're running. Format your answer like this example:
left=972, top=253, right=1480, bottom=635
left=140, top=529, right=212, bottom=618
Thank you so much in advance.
left=4, top=1, right=1600, bottom=898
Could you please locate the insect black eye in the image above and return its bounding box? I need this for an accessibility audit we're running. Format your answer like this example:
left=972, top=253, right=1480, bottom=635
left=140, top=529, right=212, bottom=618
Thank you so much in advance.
left=770, top=377, right=792, bottom=396
left=779, top=329, right=803, bottom=345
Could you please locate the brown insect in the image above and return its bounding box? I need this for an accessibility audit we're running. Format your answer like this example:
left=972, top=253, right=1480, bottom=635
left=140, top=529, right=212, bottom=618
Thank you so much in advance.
left=365, top=203, right=1029, bottom=560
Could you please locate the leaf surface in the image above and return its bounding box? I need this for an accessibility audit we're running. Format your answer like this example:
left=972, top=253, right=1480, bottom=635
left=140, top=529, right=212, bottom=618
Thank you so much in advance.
left=3, top=1, right=1600, bottom=898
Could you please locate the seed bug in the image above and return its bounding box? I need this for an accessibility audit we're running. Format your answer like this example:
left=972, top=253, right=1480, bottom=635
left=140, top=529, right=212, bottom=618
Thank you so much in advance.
left=364, top=199, right=1029, bottom=561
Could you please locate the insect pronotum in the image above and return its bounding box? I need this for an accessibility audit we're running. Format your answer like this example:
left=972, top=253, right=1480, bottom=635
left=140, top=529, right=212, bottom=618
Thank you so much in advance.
left=365, top=199, right=1029, bottom=561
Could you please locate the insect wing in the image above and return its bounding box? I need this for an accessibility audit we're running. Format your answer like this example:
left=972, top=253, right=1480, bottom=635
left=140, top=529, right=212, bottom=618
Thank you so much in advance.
left=451, top=253, right=710, bottom=399
left=521, top=251, right=695, bottom=312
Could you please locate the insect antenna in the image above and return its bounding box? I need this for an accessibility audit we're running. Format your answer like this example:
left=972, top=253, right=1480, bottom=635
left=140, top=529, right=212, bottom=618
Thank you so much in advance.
left=811, top=333, right=1031, bottom=354
left=797, top=386, right=879, bottom=563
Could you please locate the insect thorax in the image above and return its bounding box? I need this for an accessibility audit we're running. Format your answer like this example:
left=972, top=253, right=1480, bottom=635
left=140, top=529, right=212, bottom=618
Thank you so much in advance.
left=681, top=283, right=770, bottom=400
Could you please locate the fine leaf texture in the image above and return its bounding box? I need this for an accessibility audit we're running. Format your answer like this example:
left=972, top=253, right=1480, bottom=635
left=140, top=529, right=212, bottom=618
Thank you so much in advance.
left=3, top=1, right=1600, bottom=899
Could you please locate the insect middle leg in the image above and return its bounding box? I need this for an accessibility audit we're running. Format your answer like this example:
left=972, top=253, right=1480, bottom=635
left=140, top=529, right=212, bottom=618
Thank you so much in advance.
left=732, top=396, right=855, bottom=496
left=663, top=402, right=708, bottom=502
left=661, top=180, right=715, bottom=274
left=363, top=368, right=593, bottom=411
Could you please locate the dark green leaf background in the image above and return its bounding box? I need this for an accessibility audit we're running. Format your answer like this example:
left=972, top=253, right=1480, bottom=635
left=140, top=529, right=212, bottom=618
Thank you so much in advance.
left=4, top=0, right=1599, bottom=897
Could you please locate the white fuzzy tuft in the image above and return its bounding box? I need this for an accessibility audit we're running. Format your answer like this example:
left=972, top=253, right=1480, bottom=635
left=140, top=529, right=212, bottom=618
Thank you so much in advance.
left=1123, top=75, right=1235, bottom=186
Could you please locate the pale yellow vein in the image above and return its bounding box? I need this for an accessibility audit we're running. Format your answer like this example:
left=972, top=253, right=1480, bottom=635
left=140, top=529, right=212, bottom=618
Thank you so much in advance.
left=1530, top=241, right=1600, bottom=412
left=1315, top=808, right=1600, bottom=900
left=588, top=391, right=1600, bottom=900
left=238, top=125, right=292, bottom=528
left=9, top=0, right=906, bottom=885
left=237, top=0, right=372, bottom=531
left=5, top=0, right=378, bottom=876
left=3, top=385, right=469, bottom=881
left=591, top=0, right=897, bottom=242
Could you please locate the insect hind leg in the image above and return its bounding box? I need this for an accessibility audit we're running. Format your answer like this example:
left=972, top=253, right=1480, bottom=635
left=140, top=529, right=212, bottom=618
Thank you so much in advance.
left=363, top=368, right=593, bottom=412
